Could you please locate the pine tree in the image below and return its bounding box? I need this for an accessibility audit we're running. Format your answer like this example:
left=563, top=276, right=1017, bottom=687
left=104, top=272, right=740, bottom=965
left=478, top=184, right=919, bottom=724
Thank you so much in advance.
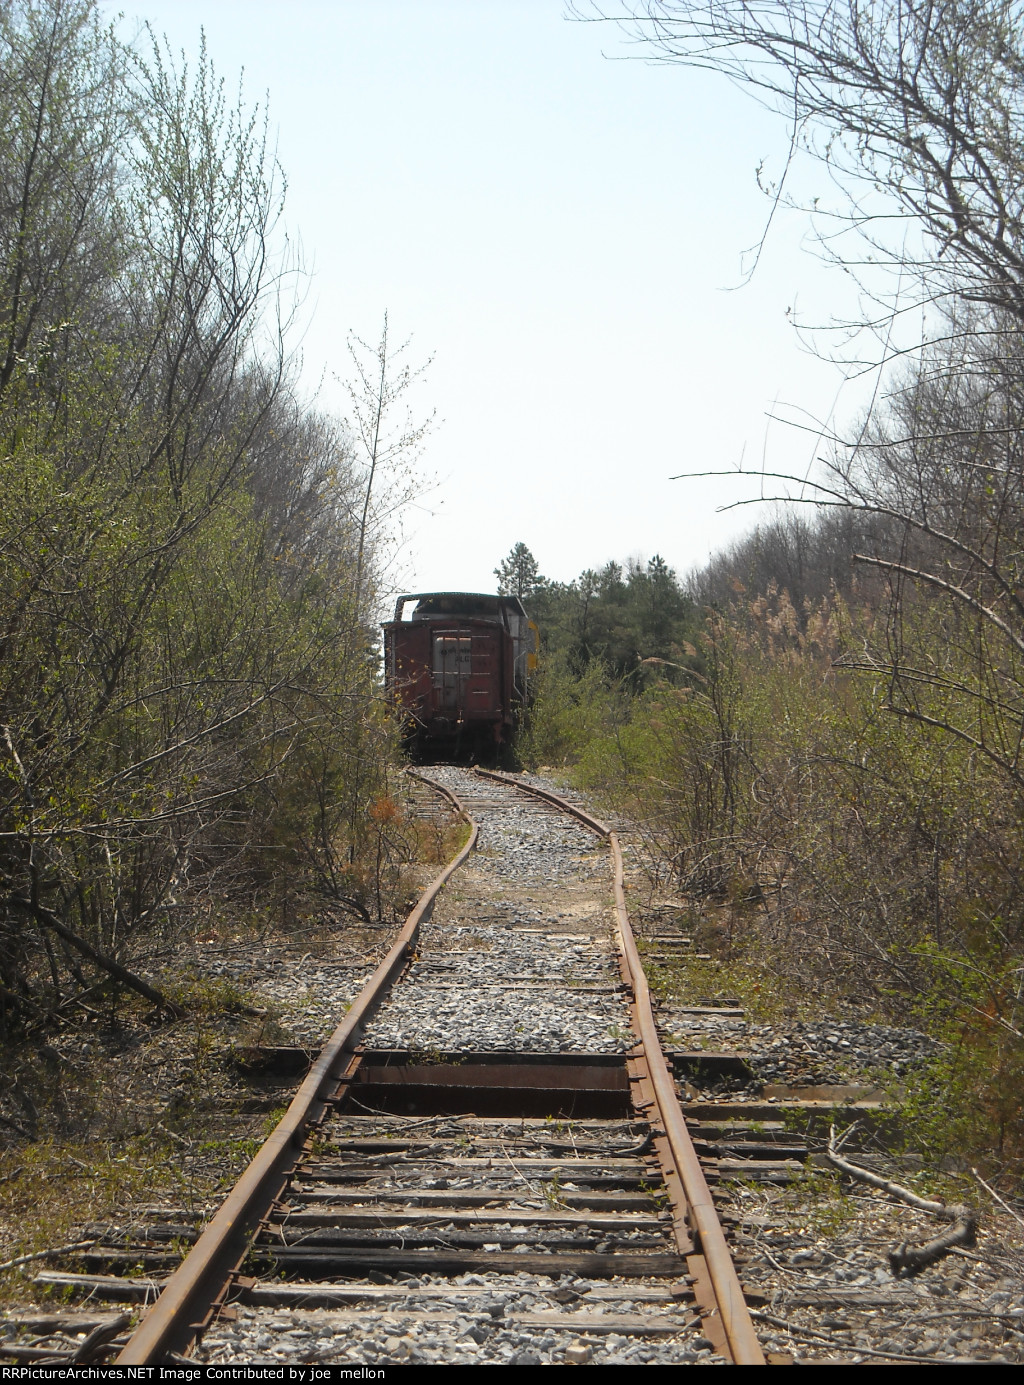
left=494, top=542, right=546, bottom=600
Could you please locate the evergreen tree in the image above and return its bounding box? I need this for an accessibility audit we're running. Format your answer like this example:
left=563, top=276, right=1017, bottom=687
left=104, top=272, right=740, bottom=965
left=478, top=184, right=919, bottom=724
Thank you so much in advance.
left=499, top=546, right=698, bottom=683
left=494, top=542, right=546, bottom=600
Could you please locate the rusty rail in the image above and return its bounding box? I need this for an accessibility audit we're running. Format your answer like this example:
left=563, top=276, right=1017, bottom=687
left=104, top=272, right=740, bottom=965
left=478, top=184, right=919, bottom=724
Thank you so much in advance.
left=119, top=766, right=761, bottom=1364
left=117, top=775, right=477, bottom=1365
left=475, top=768, right=766, bottom=1366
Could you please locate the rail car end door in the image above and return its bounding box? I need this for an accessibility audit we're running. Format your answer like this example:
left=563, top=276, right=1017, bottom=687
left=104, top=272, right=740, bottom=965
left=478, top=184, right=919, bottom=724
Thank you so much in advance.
left=432, top=632, right=472, bottom=714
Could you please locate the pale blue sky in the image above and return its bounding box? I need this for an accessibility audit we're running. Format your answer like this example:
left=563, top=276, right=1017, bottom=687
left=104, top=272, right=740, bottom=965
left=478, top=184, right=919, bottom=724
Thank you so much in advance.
left=118, top=0, right=863, bottom=595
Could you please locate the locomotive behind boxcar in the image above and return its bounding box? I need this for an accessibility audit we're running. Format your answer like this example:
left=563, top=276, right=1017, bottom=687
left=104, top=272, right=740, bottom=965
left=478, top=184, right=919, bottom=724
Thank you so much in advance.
left=383, top=592, right=538, bottom=759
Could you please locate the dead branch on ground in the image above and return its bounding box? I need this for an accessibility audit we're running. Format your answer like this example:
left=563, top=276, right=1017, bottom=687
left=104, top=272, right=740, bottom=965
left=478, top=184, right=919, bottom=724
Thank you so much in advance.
left=7, top=897, right=182, bottom=1018
left=0, top=1240, right=96, bottom=1273
left=826, top=1125, right=978, bottom=1276
left=71, top=1312, right=131, bottom=1363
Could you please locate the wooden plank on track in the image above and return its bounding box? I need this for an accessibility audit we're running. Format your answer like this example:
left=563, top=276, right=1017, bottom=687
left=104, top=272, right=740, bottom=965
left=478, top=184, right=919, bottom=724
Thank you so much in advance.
left=263, top=1228, right=666, bottom=1252
left=252, top=1248, right=687, bottom=1277
left=240, top=1283, right=685, bottom=1307
left=299, top=1171, right=654, bottom=1190
left=291, top=1186, right=657, bottom=1211
left=33, top=1272, right=165, bottom=1298
left=74, top=1251, right=184, bottom=1269
left=304, top=1155, right=647, bottom=1171
left=327, top=1115, right=643, bottom=1128
left=214, top=1307, right=700, bottom=1336
left=708, top=1159, right=805, bottom=1181
left=279, top=1205, right=662, bottom=1230
left=712, top=1142, right=808, bottom=1159
left=684, top=1100, right=883, bottom=1121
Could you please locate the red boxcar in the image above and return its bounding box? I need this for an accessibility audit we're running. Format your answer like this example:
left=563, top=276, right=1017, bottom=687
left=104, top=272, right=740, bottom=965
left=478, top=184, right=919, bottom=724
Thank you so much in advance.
left=383, top=592, right=537, bottom=758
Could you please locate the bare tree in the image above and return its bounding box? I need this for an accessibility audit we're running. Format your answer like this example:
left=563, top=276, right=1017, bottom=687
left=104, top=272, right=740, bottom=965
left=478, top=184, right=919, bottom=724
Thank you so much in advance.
left=341, top=313, right=434, bottom=614
left=0, top=0, right=124, bottom=408
left=587, top=2, right=1024, bottom=349
left=584, top=2, right=1024, bottom=792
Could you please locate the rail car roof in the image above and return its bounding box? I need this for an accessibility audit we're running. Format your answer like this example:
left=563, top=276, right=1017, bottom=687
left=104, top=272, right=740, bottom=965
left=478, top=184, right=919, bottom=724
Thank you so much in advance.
left=389, top=592, right=528, bottom=622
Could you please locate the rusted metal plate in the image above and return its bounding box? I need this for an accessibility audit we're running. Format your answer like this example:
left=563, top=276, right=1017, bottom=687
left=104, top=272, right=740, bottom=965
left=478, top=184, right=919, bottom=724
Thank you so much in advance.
left=357, top=1062, right=628, bottom=1090
left=360, top=1058, right=629, bottom=1091
left=351, top=1083, right=630, bottom=1119
left=670, top=1051, right=756, bottom=1081
left=348, top=1052, right=631, bottom=1118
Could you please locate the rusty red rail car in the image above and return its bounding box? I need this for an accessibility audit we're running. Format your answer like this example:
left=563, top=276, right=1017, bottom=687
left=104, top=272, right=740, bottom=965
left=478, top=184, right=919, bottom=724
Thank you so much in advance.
left=383, top=592, right=538, bottom=758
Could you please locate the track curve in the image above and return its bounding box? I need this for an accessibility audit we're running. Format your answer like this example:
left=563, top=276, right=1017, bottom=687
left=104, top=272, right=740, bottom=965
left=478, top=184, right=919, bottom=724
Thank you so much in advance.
left=114, top=767, right=764, bottom=1367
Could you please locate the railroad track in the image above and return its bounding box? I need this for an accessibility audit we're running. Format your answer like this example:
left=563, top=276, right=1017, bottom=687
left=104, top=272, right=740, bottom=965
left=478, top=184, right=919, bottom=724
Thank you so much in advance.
left=10, top=768, right=773, bottom=1367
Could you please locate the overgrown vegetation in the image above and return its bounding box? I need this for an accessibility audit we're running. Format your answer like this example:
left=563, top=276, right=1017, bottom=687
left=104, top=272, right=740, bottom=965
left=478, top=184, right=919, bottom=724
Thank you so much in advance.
left=519, top=0, right=1024, bottom=1183
left=522, top=547, right=1024, bottom=1178
left=0, top=0, right=424, bottom=1114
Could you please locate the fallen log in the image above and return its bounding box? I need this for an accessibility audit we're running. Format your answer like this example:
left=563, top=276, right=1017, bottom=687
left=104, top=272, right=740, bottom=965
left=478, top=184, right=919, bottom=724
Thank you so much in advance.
left=0, top=1240, right=97, bottom=1272
left=888, top=1214, right=977, bottom=1277
left=0, top=1312, right=123, bottom=1334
